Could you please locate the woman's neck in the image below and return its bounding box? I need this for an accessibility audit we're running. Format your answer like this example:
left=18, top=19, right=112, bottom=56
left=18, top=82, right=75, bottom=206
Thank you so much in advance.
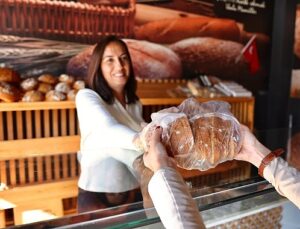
left=114, top=91, right=126, bottom=108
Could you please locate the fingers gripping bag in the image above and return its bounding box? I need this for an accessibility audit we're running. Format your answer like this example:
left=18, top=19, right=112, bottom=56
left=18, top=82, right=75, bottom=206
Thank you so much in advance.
left=141, top=98, right=242, bottom=171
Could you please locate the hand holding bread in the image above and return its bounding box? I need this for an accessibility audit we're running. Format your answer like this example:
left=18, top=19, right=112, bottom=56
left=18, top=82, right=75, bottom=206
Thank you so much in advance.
left=139, top=98, right=242, bottom=171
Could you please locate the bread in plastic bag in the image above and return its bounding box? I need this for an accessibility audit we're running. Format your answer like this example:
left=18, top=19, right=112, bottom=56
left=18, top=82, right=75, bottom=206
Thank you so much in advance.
left=140, top=98, right=242, bottom=171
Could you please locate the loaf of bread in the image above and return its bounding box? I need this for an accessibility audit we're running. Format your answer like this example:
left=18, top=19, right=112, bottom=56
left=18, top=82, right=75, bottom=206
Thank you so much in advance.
left=169, top=37, right=249, bottom=79
left=67, top=39, right=182, bottom=80
left=0, top=67, right=21, bottom=83
left=38, top=74, right=58, bottom=85
left=59, top=74, right=75, bottom=85
left=21, top=90, right=44, bottom=102
left=37, top=82, right=53, bottom=94
left=45, top=90, right=66, bottom=101
left=134, top=17, right=241, bottom=44
left=0, top=81, right=21, bottom=102
left=162, top=116, right=194, bottom=156
left=192, top=115, right=238, bottom=167
left=141, top=98, right=241, bottom=170
left=124, top=39, right=182, bottom=79
left=20, top=77, right=38, bottom=91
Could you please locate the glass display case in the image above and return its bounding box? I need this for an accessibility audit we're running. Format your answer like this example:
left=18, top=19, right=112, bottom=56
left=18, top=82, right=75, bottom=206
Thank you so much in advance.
left=7, top=177, right=287, bottom=228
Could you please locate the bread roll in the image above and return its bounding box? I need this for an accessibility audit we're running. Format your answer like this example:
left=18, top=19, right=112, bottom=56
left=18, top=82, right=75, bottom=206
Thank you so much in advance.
left=73, top=80, right=85, bottom=90
left=59, top=74, right=75, bottom=84
left=0, top=81, right=21, bottom=102
left=55, top=82, right=71, bottom=94
left=38, top=74, right=58, bottom=85
left=169, top=37, right=249, bottom=79
left=20, top=77, right=38, bottom=91
left=21, top=90, right=44, bottom=102
left=67, top=89, right=78, bottom=101
left=0, top=67, right=21, bottom=83
left=45, top=90, right=66, bottom=101
left=134, top=17, right=241, bottom=44
left=67, top=40, right=182, bottom=80
left=37, top=82, right=53, bottom=94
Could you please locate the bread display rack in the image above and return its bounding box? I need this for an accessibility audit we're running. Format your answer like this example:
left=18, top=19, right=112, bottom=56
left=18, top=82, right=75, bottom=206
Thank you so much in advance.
left=0, top=0, right=136, bottom=44
left=0, top=80, right=254, bottom=226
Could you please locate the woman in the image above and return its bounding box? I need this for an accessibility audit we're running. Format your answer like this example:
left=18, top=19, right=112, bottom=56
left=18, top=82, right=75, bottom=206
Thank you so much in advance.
left=75, top=35, right=144, bottom=213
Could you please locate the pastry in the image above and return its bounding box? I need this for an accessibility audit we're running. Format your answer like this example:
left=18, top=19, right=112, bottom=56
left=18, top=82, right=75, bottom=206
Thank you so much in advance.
left=20, top=77, right=38, bottom=91
left=21, top=90, right=44, bottom=102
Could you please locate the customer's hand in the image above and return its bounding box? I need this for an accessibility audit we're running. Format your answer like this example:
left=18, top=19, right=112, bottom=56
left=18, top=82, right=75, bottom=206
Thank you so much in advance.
left=235, top=125, right=271, bottom=168
left=143, top=126, right=176, bottom=172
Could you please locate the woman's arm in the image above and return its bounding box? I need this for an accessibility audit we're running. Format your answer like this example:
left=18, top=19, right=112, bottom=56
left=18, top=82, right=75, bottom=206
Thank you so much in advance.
left=76, top=89, right=139, bottom=150
left=235, top=125, right=300, bottom=209
left=144, top=127, right=205, bottom=229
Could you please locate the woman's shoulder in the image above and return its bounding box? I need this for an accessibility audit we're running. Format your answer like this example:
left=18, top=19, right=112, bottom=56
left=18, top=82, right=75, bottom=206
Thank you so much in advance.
left=76, top=89, right=103, bottom=104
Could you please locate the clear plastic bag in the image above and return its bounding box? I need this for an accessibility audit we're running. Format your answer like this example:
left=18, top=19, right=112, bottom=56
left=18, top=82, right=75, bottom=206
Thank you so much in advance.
left=140, top=98, right=242, bottom=171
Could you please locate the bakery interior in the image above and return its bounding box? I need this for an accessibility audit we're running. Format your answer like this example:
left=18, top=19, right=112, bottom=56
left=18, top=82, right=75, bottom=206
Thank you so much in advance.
left=0, top=0, right=300, bottom=228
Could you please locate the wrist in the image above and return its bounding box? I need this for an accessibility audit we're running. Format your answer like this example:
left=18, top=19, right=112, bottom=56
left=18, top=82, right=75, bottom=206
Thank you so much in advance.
left=251, top=141, right=271, bottom=168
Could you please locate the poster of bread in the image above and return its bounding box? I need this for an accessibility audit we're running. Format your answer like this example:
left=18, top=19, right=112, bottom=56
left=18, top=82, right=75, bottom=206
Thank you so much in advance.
left=292, top=3, right=300, bottom=98
left=0, top=0, right=272, bottom=97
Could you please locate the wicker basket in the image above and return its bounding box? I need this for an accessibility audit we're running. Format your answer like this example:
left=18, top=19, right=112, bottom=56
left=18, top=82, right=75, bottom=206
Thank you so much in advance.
left=0, top=0, right=136, bottom=44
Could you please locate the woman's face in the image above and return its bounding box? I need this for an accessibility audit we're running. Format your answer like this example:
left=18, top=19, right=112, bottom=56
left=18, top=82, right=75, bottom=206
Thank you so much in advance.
left=101, top=41, right=130, bottom=93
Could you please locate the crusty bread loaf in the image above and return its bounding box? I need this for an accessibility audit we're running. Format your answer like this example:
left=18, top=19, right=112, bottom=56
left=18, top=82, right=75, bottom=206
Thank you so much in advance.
left=45, top=90, right=66, bottom=101
left=37, top=82, right=53, bottom=94
left=192, top=115, right=238, bottom=165
left=67, top=39, right=182, bottom=80
left=0, top=68, right=21, bottom=83
left=59, top=74, right=75, bottom=85
left=162, top=116, right=194, bottom=156
left=73, top=80, right=85, bottom=90
left=124, top=39, right=182, bottom=79
left=22, top=90, right=44, bottom=102
left=134, top=17, right=241, bottom=44
left=20, top=77, right=38, bottom=91
left=38, top=74, right=58, bottom=85
left=169, top=37, right=249, bottom=79
left=0, top=82, right=21, bottom=102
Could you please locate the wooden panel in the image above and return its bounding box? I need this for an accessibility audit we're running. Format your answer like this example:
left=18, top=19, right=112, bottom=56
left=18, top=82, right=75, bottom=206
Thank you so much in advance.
left=52, top=109, right=59, bottom=137
left=18, top=159, right=26, bottom=185
left=1, top=179, right=78, bottom=203
left=36, top=157, right=43, bottom=183
left=69, top=109, right=76, bottom=135
left=61, top=109, right=67, bottom=136
left=8, top=160, right=16, bottom=186
left=35, top=110, right=42, bottom=138
left=25, top=111, right=33, bottom=139
left=0, top=101, right=75, bottom=112
left=16, top=111, right=23, bottom=140
left=6, top=111, right=14, bottom=140
left=0, top=161, right=7, bottom=186
left=62, top=154, right=68, bottom=179
left=0, top=136, right=80, bottom=161
left=0, top=112, right=4, bottom=141
left=45, top=156, right=52, bottom=181
left=27, top=158, right=35, bottom=183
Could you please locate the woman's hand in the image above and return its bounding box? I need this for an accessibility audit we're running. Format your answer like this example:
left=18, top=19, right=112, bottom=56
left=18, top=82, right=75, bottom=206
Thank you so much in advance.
left=235, top=125, right=271, bottom=168
left=143, top=126, right=176, bottom=172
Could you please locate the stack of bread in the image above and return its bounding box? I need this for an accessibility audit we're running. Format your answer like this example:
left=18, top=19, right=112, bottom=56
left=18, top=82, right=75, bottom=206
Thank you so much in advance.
left=0, top=67, right=85, bottom=102
left=140, top=98, right=242, bottom=171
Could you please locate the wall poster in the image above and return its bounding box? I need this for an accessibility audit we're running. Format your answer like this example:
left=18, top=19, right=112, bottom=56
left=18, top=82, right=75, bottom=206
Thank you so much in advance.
left=0, top=0, right=273, bottom=93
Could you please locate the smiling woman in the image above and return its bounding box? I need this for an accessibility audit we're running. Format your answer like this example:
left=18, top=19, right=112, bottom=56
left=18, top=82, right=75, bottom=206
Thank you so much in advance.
left=75, top=36, right=144, bottom=213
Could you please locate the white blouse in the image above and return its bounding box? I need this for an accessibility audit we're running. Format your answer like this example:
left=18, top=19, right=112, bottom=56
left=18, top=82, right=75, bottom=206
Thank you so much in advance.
left=76, top=89, right=144, bottom=193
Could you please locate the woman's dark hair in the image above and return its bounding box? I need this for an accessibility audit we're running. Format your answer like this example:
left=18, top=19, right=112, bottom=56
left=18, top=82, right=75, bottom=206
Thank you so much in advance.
left=86, top=35, right=138, bottom=104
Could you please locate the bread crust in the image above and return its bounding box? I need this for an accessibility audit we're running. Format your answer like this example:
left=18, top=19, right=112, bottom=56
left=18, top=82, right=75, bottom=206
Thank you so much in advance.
left=0, top=68, right=21, bottom=83
left=134, top=17, right=241, bottom=44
